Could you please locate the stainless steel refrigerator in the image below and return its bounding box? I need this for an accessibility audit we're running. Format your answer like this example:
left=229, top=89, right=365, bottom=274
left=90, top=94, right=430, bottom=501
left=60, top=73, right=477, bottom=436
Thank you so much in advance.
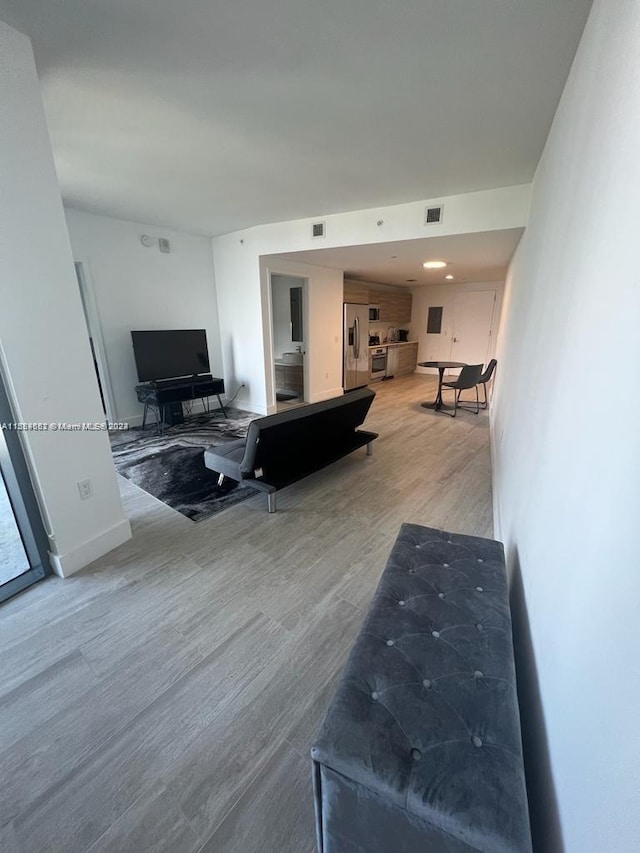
left=343, top=303, right=369, bottom=391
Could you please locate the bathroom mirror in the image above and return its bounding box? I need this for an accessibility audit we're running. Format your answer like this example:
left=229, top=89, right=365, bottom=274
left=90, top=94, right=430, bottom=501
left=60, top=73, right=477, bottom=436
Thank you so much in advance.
left=290, top=286, right=303, bottom=342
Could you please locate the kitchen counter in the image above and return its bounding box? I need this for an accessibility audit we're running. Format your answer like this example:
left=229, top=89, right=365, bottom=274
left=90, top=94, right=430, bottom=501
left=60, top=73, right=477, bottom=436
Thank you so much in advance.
left=368, top=340, right=418, bottom=349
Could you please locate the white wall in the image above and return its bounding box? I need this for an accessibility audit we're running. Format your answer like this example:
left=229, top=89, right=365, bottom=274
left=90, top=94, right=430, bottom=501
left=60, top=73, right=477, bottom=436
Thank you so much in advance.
left=64, top=208, right=224, bottom=423
left=492, top=1, right=640, bottom=850
left=212, top=185, right=530, bottom=413
left=0, top=21, right=130, bottom=576
left=411, top=280, right=504, bottom=373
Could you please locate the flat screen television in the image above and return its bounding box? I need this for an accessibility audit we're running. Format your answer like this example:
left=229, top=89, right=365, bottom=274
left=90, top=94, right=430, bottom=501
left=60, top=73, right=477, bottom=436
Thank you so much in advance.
left=131, top=329, right=210, bottom=382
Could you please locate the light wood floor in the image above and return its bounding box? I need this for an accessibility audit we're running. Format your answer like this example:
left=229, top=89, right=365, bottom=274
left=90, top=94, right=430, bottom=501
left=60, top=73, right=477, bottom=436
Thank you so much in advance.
left=0, top=374, right=492, bottom=853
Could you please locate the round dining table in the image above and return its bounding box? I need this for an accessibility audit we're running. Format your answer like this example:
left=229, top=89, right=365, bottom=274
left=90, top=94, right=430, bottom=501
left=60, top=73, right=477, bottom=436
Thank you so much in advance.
left=418, top=361, right=467, bottom=411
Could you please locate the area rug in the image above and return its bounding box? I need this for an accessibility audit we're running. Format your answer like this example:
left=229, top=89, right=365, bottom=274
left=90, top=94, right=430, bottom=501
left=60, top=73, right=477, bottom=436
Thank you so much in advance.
left=110, top=409, right=259, bottom=522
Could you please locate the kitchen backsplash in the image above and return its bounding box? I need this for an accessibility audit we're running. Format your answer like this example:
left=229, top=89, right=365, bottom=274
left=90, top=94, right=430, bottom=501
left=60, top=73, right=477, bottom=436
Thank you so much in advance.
left=369, top=325, right=412, bottom=343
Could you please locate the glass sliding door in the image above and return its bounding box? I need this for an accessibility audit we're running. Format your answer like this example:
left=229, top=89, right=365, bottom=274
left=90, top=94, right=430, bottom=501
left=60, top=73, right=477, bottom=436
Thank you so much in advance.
left=0, top=467, right=30, bottom=585
left=0, top=371, right=50, bottom=603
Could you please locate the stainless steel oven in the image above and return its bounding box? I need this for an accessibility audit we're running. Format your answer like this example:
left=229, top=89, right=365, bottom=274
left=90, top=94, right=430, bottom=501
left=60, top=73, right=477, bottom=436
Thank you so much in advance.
left=370, top=347, right=387, bottom=380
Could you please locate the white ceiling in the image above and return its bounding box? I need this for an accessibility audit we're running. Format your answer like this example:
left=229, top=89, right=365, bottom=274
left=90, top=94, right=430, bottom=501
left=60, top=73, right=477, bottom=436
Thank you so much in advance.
left=1, top=0, right=592, bottom=237
left=276, top=229, right=524, bottom=287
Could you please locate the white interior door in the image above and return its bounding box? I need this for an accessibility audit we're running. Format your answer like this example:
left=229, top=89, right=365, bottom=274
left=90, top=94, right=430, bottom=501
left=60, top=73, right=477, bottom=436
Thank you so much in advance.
left=449, top=290, right=496, bottom=371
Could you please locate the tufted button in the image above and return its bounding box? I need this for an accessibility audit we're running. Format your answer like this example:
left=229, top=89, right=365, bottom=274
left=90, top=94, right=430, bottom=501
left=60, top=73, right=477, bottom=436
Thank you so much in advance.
left=476, top=586, right=484, bottom=592
left=438, top=592, right=445, bottom=599
left=476, top=623, right=484, bottom=632
left=386, top=639, right=395, bottom=647
left=443, top=563, right=449, bottom=568
left=474, top=671, right=484, bottom=679
left=371, top=691, right=380, bottom=701
left=447, top=540, right=453, bottom=545
left=398, top=600, right=406, bottom=606
left=471, top=735, right=483, bottom=748
left=410, top=748, right=422, bottom=761
left=423, top=678, right=432, bottom=689
left=477, top=558, right=484, bottom=563
left=431, top=631, right=440, bottom=639
left=415, top=544, right=421, bottom=549
left=408, top=568, right=416, bottom=574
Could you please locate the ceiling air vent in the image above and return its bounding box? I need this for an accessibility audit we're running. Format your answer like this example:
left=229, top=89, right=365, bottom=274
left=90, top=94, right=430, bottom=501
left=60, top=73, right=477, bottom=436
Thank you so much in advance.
left=424, top=205, right=444, bottom=225
left=312, top=221, right=326, bottom=238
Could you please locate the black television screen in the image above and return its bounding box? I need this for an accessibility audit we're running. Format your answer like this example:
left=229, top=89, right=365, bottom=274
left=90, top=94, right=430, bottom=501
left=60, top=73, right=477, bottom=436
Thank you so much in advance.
left=131, top=329, right=210, bottom=382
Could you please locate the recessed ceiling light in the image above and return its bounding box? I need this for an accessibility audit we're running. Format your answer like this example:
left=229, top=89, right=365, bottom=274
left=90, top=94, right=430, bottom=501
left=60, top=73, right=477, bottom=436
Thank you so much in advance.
left=391, top=255, right=398, bottom=259
left=423, top=260, right=447, bottom=269
left=445, top=274, right=454, bottom=280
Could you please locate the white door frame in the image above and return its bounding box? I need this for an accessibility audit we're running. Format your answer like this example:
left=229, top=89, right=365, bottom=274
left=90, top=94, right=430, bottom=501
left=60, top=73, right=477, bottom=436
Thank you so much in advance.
left=74, top=261, right=117, bottom=424
left=265, top=270, right=309, bottom=414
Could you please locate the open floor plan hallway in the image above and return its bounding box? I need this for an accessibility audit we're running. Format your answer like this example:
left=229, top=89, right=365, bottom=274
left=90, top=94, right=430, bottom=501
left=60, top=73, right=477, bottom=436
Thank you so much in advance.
left=0, top=374, right=493, bottom=853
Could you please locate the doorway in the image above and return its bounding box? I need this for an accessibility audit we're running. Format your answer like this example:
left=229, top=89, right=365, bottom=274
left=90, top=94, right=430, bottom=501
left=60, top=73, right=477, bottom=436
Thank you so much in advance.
left=74, top=262, right=116, bottom=423
left=269, top=274, right=308, bottom=412
left=449, top=290, right=496, bottom=367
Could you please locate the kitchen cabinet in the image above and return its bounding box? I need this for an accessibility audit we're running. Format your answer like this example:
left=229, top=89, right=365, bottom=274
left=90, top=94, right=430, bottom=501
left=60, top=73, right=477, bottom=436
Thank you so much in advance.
left=367, top=341, right=418, bottom=381
left=396, top=292, right=412, bottom=324
left=343, top=279, right=369, bottom=304
left=344, top=279, right=412, bottom=322
left=396, top=342, right=418, bottom=375
left=275, top=363, right=303, bottom=395
left=369, top=289, right=412, bottom=324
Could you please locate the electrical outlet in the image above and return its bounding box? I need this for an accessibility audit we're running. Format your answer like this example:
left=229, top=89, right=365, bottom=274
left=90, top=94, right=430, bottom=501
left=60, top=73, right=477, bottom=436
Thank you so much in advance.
left=77, top=479, right=93, bottom=501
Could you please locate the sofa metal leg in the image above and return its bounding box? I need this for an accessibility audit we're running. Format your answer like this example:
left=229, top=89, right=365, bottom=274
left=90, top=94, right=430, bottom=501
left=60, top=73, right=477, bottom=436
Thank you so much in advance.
left=217, top=473, right=225, bottom=486
left=267, top=493, right=277, bottom=513
left=366, top=442, right=373, bottom=456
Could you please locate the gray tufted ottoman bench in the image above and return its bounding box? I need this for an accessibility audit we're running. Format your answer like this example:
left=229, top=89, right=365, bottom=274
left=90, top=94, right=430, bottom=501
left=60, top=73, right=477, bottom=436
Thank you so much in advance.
left=311, top=523, right=532, bottom=853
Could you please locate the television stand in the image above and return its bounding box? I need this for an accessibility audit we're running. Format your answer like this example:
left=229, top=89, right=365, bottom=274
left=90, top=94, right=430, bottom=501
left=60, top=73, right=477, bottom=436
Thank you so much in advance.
left=135, top=375, right=226, bottom=434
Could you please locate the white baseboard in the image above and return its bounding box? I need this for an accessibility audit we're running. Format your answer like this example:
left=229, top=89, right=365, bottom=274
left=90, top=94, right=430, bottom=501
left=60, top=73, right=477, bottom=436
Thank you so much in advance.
left=123, top=395, right=237, bottom=428
left=49, top=518, right=132, bottom=578
left=488, top=415, right=503, bottom=542
left=309, top=387, right=345, bottom=404
left=124, top=412, right=144, bottom=427
left=244, top=399, right=267, bottom=415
